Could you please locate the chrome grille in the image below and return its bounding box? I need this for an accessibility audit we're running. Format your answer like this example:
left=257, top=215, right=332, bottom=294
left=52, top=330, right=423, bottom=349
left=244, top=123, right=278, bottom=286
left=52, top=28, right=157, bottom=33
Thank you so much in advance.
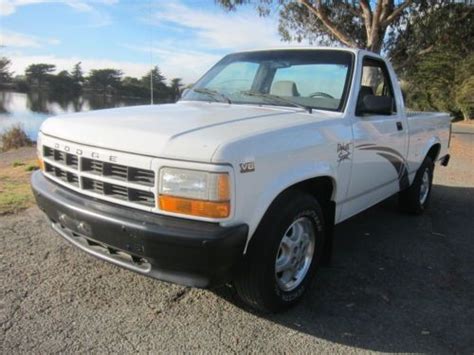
left=42, top=145, right=156, bottom=208
left=81, top=158, right=154, bottom=186
left=45, top=162, right=79, bottom=186
left=44, top=146, right=78, bottom=169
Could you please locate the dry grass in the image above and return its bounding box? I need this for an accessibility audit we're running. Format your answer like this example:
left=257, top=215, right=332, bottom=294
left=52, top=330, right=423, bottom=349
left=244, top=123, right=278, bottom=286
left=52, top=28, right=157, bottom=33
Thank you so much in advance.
left=0, top=158, right=38, bottom=215
left=0, top=125, right=33, bottom=152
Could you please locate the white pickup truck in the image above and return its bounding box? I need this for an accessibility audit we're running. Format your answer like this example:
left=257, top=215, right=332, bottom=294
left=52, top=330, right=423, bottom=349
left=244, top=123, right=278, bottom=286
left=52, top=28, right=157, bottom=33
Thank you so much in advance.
left=32, top=48, right=451, bottom=312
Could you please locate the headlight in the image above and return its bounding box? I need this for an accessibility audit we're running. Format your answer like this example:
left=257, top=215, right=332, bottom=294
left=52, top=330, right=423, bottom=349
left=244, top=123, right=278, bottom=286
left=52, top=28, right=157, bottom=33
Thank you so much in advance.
left=158, top=168, right=230, bottom=218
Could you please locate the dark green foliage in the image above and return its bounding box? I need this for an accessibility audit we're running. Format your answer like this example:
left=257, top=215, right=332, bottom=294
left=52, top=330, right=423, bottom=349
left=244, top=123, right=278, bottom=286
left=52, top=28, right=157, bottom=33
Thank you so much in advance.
left=118, top=76, right=149, bottom=98
left=25, top=63, right=56, bottom=89
left=2, top=59, right=177, bottom=101
left=141, top=66, right=170, bottom=100
left=49, top=70, right=80, bottom=96
left=71, top=62, right=85, bottom=92
left=455, top=54, right=474, bottom=120
left=87, top=69, right=123, bottom=94
left=390, top=4, right=474, bottom=119
left=0, top=57, right=13, bottom=83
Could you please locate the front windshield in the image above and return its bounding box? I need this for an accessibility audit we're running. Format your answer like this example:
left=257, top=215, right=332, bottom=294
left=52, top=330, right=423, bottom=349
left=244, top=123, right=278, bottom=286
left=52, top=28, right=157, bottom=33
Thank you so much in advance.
left=182, top=50, right=354, bottom=112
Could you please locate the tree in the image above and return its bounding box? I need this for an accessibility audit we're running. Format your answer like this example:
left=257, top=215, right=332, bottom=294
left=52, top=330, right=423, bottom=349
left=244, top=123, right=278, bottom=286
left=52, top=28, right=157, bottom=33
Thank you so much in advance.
left=49, top=70, right=77, bottom=96
left=455, top=54, right=474, bottom=121
left=170, top=78, right=184, bottom=102
left=389, top=4, right=474, bottom=119
left=217, top=0, right=444, bottom=54
left=0, top=57, right=13, bottom=83
left=119, top=76, right=149, bottom=98
left=25, top=63, right=56, bottom=89
left=87, top=69, right=123, bottom=94
left=141, top=66, right=168, bottom=100
left=141, top=66, right=166, bottom=86
left=71, top=62, right=84, bottom=91
left=389, top=4, right=474, bottom=75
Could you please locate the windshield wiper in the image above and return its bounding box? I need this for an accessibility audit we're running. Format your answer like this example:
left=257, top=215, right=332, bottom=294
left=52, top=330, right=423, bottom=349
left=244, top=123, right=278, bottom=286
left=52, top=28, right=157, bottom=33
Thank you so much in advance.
left=192, top=87, right=232, bottom=104
left=240, top=90, right=312, bottom=113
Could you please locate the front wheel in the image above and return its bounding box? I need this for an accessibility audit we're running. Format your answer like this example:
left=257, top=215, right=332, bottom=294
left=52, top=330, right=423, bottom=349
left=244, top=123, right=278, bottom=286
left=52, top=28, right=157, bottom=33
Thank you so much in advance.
left=399, top=156, right=434, bottom=214
left=233, top=190, right=326, bottom=313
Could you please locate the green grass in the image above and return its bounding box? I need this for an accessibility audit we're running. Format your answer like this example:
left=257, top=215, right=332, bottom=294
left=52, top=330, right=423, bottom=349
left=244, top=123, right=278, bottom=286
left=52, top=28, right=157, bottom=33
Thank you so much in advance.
left=24, top=164, right=38, bottom=172
left=0, top=158, right=38, bottom=215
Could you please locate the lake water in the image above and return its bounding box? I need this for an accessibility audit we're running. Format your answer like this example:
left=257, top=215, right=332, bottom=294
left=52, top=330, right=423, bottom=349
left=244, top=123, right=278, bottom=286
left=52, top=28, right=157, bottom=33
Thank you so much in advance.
left=0, top=90, right=150, bottom=141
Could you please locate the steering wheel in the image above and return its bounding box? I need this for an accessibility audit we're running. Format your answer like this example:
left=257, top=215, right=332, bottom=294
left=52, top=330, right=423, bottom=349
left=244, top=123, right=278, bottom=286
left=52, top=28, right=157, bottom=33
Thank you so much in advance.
left=308, top=92, right=334, bottom=99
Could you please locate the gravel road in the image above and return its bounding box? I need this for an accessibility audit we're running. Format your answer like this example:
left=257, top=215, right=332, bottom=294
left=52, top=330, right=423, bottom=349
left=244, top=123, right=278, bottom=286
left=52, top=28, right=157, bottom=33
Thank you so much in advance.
left=1, top=133, right=473, bottom=353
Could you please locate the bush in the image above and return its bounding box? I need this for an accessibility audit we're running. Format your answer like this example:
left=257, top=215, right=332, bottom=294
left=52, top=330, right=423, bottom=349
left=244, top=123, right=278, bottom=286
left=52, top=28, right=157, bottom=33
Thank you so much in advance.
left=0, top=125, right=33, bottom=152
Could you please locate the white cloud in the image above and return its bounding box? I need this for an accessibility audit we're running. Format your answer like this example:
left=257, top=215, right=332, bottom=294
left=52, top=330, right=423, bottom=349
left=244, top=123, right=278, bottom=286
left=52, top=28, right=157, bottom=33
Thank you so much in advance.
left=0, top=0, right=118, bottom=16
left=147, top=1, right=285, bottom=51
left=0, top=30, right=60, bottom=48
left=122, top=44, right=221, bottom=83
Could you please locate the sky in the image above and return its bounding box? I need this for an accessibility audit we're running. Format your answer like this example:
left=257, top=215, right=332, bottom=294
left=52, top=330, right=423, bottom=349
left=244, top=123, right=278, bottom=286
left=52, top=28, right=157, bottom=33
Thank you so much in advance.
left=0, top=0, right=303, bottom=84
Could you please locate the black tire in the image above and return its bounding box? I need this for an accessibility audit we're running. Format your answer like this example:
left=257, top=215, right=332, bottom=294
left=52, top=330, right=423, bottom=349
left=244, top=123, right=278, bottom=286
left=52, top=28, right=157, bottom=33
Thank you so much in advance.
left=399, top=156, right=434, bottom=214
left=233, top=189, right=326, bottom=313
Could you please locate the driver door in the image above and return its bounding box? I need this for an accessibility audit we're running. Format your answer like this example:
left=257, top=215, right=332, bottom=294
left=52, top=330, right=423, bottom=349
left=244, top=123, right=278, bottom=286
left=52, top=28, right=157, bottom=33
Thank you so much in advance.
left=342, top=56, right=408, bottom=220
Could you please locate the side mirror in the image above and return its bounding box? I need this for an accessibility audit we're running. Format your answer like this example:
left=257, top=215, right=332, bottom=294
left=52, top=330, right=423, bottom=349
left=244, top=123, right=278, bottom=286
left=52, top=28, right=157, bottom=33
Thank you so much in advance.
left=357, top=94, right=393, bottom=115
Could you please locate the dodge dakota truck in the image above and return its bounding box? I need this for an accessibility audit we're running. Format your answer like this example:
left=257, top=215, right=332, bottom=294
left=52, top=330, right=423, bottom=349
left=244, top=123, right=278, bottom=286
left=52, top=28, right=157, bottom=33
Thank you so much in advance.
left=32, top=48, right=451, bottom=312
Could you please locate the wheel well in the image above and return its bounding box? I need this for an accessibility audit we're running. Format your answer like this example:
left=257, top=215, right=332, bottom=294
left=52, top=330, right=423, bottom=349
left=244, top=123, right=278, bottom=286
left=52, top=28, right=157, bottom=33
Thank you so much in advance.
left=291, top=176, right=335, bottom=205
left=427, top=143, right=441, bottom=162
left=288, top=176, right=336, bottom=225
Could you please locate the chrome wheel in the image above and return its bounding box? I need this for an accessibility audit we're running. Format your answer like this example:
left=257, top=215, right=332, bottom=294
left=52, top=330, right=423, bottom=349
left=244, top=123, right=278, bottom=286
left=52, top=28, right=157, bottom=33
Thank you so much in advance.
left=419, top=168, right=430, bottom=205
left=275, top=217, right=315, bottom=292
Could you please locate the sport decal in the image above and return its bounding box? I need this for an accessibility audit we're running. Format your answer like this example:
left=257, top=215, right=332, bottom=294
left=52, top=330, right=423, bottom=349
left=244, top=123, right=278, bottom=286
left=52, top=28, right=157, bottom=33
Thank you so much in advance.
left=337, top=142, right=352, bottom=163
left=355, top=144, right=410, bottom=190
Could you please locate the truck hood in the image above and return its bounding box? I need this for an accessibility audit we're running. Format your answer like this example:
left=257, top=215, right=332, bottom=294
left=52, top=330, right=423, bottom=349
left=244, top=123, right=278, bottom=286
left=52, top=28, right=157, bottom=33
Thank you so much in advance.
left=41, top=101, right=336, bottom=163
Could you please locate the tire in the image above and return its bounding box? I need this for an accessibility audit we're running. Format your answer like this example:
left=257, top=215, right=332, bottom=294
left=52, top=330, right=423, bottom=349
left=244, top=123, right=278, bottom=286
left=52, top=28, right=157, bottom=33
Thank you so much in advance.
left=233, top=190, right=326, bottom=313
left=399, top=156, right=434, bottom=214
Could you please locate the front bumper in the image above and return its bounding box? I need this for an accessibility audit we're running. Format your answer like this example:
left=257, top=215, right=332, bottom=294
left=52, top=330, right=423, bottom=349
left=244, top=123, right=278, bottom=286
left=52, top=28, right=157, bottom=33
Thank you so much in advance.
left=31, top=171, right=248, bottom=288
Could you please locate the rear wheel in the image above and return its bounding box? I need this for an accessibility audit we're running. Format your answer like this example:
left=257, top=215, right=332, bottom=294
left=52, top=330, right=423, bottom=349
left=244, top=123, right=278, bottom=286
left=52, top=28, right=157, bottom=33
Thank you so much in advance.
left=233, top=190, right=326, bottom=313
left=399, top=156, right=434, bottom=214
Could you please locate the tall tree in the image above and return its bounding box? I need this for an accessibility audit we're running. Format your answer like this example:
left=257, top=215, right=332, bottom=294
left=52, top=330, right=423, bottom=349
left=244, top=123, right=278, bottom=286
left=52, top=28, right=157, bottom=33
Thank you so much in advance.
left=141, top=66, right=166, bottom=87
left=87, top=69, right=123, bottom=95
left=25, top=63, right=56, bottom=89
left=389, top=4, right=474, bottom=74
left=0, top=57, right=13, bottom=83
left=49, top=70, right=77, bottom=96
left=217, top=0, right=444, bottom=53
left=71, top=62, right=84, bottom=88
left=142, top=66, right=168, bottom=100
left=389, top=4, right=474, bottom=119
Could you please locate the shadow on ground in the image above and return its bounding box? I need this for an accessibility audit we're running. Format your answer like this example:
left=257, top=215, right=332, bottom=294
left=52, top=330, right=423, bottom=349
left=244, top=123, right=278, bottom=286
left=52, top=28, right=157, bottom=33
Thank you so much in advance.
left=215, top=184, right=474, bottom=353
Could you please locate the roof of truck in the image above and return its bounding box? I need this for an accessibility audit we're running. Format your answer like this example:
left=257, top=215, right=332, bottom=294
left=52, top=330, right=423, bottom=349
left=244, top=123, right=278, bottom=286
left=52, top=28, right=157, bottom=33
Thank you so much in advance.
left=231, top=46, right=383, bottom=59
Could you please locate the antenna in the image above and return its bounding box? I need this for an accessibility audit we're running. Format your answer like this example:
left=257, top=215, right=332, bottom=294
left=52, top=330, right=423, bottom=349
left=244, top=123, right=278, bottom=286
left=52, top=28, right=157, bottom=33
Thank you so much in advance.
left=149, top=0, right=154, bottom=105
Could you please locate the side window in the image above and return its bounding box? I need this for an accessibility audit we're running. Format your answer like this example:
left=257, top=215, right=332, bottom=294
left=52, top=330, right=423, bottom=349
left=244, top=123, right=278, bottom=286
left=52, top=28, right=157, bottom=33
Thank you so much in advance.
left=360, top=58, right=397, bottom=113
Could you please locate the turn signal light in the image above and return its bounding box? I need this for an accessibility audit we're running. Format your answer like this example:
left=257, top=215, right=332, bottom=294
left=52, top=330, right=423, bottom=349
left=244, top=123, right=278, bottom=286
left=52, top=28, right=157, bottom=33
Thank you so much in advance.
left=158, top=195, right=230, bottom=218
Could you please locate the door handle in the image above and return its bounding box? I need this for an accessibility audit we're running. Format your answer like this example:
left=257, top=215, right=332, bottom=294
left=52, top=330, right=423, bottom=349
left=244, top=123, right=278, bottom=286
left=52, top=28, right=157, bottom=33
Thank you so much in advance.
left=396, top=121, right=403, bottom=131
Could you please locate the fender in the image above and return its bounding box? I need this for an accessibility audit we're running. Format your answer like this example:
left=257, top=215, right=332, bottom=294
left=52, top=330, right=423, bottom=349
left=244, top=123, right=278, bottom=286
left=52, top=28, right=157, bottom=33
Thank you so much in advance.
left=244, top=160, right=337, bottom=249
left=420, top=136, right=441, bottom=163
left=406, top=136, right=441, bottom=185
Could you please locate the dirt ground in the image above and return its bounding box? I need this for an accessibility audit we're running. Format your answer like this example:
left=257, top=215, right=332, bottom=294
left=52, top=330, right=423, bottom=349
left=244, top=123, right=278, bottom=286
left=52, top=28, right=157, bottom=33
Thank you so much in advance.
left=1, top=133, right=473, bottom=353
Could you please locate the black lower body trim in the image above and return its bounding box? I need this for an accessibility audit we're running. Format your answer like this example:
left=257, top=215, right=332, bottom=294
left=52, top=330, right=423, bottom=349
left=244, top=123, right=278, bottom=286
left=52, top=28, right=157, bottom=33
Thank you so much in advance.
left=31, top=171, right=248, bottom=288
